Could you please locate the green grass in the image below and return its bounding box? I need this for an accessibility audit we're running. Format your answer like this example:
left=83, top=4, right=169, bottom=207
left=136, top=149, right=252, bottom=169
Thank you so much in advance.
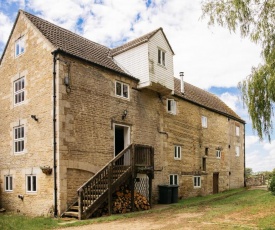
left=1, top=188, right=275, bottom=229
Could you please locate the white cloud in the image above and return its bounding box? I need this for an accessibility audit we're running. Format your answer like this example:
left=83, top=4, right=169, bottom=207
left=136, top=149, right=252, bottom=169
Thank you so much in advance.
left=245, top=135, right=260, bottom=148
left=0, top=12, right=13, bottom=45
left=219, top=92, right=238, bottom=111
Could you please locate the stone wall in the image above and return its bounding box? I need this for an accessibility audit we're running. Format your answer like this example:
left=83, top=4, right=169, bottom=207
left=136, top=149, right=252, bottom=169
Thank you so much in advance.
left=0, top=13, right=55, bottom=216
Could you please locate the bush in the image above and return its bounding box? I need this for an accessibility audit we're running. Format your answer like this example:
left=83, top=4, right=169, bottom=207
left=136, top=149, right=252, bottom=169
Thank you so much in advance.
left=268, top=176, right=275, bottom=195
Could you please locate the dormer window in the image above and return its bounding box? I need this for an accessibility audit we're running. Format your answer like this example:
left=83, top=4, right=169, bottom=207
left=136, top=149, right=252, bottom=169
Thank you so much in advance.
left=158, top=49, right=165, bottom=66
left=15, top=36, right=25, bottom=57
left=115, top=81, right=129, bottom=99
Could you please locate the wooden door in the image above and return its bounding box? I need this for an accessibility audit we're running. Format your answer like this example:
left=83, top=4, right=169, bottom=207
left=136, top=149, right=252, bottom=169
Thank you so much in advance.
left=213, top=173, right=219, bottom=194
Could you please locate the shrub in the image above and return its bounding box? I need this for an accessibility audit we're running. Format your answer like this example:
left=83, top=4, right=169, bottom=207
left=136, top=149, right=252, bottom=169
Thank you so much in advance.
left=268, top=175, right=275, bottom=195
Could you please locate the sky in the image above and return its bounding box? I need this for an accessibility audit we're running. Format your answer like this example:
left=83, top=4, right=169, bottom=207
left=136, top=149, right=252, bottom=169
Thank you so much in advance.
left=0, top=0, right=274, bottom=173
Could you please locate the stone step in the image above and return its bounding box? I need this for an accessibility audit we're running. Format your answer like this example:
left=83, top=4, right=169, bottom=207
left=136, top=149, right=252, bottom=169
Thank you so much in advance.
left=63, top=211, right=79, bottom=218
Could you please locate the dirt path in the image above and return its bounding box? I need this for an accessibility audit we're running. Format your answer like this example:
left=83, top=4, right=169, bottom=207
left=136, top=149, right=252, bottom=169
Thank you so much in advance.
left=58, top=187, right=268, bottom=230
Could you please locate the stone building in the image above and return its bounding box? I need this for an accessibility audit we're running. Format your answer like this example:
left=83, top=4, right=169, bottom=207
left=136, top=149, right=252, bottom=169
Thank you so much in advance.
left=0, top=10, right=245, bottom=218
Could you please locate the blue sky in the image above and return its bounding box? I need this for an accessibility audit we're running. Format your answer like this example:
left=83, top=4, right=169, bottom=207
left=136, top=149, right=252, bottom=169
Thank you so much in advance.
left=0, top=0, right=274, bottom=173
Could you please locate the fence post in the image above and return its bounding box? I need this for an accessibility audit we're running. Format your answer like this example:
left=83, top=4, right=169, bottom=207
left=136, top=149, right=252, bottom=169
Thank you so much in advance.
left=108, top=163, right=112, bottom=215
left=78, top=189, right=83, bottom=220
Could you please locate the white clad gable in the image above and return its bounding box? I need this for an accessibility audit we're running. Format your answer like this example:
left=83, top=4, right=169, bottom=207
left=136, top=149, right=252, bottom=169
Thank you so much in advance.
left=112, top=28, right=174, bottom=95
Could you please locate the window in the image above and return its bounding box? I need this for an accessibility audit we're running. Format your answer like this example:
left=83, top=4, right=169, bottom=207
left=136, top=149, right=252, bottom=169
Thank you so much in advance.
left=116, top=81, right=129, bottom=99
left=14, top=125, right=24, bottom=153
left=5, top=175, right=13, bottom=192
left=14, top=77, right=25, bottom=105
left=202, top=158, right=206, bottom=171
left=236, top=146, right=240, bottom=157
left=26, top=175, right=36, bottom=192
left=216, top=149, right=221, bottom=158
left=205, top=147, right=209, bottom=156
left=15, top=37, right=25, bottom=57
left=202, top=116, right=207, bottom=128
left=194, top=176, right=201, bottom=188
left=236, top=126, right=240, bottom=136
left=158, top=49, right=165, bottom=66
left=167, top=99, right=176, bottom=114
left=174, top=145, right=181, bottom=159
left=169, top=174, right=178, bottom=185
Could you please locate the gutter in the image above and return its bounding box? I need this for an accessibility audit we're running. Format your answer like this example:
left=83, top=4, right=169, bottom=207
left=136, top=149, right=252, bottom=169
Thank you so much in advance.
left=52, top=50, right=58, bottom=217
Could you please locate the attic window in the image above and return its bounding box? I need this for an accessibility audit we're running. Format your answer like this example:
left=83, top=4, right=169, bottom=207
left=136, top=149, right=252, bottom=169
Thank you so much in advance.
left=158, top=49, right=165, bottom=66
left=15, top=36, right=25, bottom=57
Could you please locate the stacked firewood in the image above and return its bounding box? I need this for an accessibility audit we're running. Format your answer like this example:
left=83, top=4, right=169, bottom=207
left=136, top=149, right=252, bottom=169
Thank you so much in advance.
left=93, top=184, right=150, bottom=217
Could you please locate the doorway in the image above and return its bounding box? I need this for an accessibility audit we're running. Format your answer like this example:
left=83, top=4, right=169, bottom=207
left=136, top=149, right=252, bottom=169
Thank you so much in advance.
left=114, top=124, right=130, bottom=164
left=213, top=172, right=219, bottom=194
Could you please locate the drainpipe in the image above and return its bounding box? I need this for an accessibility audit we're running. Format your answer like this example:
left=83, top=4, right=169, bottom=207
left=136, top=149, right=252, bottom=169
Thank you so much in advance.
left=52, top=50, right=58, bottom=217
left=244, top=124, right=246, bottom=188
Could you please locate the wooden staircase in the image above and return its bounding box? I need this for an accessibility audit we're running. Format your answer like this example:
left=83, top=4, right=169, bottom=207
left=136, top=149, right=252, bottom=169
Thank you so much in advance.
left=62, top=144, right=154, bottom=219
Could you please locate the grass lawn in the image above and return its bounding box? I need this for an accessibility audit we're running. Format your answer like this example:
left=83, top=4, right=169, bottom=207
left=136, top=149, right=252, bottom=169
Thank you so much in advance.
left=0, top=188, right=275, bottom=230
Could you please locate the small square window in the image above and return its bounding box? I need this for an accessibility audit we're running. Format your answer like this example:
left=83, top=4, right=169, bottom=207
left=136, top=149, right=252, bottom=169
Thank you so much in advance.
left=216, top=150, right=221, bottom=158
left=116, top=81, right=129, bottom=99
left=236, top=126, right=240, bottom=136
left=235, top=146, right=240, bottom=157
left=169, top=174, right=178, bottom=185
left=158, top=49, right=165, bottom=66
left=202, top=116, right=207, bottom=128
left=5, top=175, right=13, bottom=192
left=194, top=176, right=201, bottom=188
left=15, top=37, right=25, bottom=57
left=14, top=125, right=25, bottom=153
left=14, top=77, right=25, bottom=105
left=174, top=145, right=181, bottom=159
left=26, top=175, right=36, bottom=192
left=167, top=99, right=176, bottom=114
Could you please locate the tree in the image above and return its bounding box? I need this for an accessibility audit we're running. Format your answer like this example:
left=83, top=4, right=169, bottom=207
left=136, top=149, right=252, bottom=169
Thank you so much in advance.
left=201, top=0, right=275, bottom=141
left=245, top=167, right=253, bottom=178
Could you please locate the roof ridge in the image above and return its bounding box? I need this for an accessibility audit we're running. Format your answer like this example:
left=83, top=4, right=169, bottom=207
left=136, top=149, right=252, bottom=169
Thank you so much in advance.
left=21, top=10, right=110, bottom=51
left=110, top=27, right=163, bottom=56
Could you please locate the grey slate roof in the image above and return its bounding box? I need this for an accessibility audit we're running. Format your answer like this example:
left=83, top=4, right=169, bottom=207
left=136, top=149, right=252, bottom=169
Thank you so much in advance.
left=111, top=27, right=175, bottom=56
left=22, top=10, right=129, bottom=76
left=174, top=78, right=243, bottom=122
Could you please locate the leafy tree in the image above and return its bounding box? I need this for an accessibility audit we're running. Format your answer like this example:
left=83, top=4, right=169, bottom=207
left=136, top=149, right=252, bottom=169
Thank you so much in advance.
left=245, top=167, right=253, bottom=178
left=201, top=0, right=275, bottom=141
left=269, top=175, right=275, bottom=195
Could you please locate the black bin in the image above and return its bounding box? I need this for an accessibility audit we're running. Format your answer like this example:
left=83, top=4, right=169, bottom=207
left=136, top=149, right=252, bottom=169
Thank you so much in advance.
left=170, top=185, right=179, bottom=203
left=158, top=185, right=172, bottom=204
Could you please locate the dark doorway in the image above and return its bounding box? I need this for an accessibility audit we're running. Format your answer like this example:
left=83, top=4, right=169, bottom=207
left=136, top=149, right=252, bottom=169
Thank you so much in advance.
left=115, top=126, right=124, bottom=156
left=213, top=172, right=219, bottom=194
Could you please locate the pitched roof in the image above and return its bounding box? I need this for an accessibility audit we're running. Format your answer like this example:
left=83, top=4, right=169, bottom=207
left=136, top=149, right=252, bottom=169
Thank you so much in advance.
left=174, top=78, right=244, bottom=123
left=21, top=10, right=131, bottom=77
left=111, top=27, right=175, bottom=56
left=1, top=10, right=243, bottom=122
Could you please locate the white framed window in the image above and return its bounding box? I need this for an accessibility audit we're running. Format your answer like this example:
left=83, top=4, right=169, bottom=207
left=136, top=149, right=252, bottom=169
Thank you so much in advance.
left=14, top=125, right=24, bottom=153
left=158, top=49, right=165, bottom=66
left=202, top=116, right=207, bottom=128
left=194, top=176, right=201, bottom=188
left=235, top=146, right=240, bottom=157
left=167, top=99, right=176, bottom=114
left=236, top=126, right=240, bottom=136
left=174, top=145, right=181, bottom=160
left=15, top=36, right=25, bottom=57
left=5, top=175, right=13, bottom=192
left=169, top=174, right=178, bottom=185
left=115, top=81, right=129, bottom=99
left=26, top=175, right=36, bottom=192
left=14, top=77, right=25, bottom=105
left=216, top=149, right=221, bottom=158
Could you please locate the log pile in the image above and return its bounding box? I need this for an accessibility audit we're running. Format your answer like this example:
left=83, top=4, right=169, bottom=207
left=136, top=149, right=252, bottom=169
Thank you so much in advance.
left=92, top=184, right=150, bottom=217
